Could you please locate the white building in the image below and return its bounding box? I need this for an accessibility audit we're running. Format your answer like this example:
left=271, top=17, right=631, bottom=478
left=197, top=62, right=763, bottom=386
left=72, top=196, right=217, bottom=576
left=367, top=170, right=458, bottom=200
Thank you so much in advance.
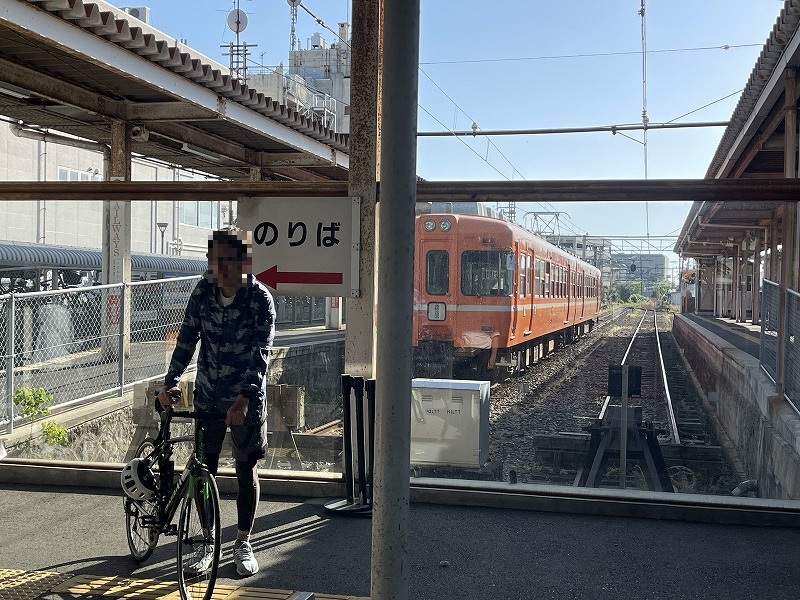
left=248, top=24, right=351, bottom=134
left=0, top=121, right=229, bottom=259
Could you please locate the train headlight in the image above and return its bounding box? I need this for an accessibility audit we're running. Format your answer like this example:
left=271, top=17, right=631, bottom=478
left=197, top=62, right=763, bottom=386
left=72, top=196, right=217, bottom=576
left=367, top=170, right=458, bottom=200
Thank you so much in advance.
left=423, top=219, right=436, bottom=232
left=439, top=219, right=452, bottom=232
left=427, top=302, right=446, bottom=321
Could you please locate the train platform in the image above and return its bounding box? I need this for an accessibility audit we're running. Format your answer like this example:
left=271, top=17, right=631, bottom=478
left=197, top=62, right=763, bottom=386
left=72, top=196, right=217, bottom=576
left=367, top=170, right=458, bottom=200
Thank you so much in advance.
left=1, top=482, right=799, bottom=600
left=679, top=313, right=760, bottom=358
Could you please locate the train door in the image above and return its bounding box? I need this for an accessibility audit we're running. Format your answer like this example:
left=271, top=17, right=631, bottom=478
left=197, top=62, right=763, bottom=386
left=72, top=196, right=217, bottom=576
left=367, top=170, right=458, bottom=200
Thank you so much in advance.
left=414, top=236, right=456, bottom=349
left=579, top=270, right=586, bottom=319
left=510, top=242, right=520, bottom=335
left=565, top=265, right=572, bottom=324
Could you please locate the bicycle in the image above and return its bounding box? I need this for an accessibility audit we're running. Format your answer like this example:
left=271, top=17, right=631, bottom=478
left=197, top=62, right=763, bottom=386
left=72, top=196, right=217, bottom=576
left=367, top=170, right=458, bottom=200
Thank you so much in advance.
left=121, top=393, right=224, bottom=600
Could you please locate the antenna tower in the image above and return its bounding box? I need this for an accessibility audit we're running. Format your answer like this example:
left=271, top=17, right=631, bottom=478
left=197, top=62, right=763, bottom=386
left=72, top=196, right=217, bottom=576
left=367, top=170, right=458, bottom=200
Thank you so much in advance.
left=288, top=0, right=300, bottom=54
left=222, top=0, right=257, bottom=83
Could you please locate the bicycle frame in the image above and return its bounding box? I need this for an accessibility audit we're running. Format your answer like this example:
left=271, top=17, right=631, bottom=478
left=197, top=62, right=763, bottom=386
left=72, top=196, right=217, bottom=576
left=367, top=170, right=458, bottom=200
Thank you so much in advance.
left=137, top=405, right=215, bottom=533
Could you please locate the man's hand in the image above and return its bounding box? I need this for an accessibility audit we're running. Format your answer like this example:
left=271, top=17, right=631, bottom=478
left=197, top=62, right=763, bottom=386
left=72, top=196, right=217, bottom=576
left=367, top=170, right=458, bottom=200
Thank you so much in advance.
left=158, top=386, right=182, bottom=407
left=226, top=394, right=250, bottom=426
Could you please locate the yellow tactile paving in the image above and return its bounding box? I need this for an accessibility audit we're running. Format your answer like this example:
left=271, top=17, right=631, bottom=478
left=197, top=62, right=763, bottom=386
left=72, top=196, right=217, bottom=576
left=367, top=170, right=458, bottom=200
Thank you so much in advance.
left=50, top=574, right=180, bottom=598
left=160, top=583, right=238, bottom=600
left=0, top=570, right=369, bottom=600
left=0, top=569, right=72, bottom=600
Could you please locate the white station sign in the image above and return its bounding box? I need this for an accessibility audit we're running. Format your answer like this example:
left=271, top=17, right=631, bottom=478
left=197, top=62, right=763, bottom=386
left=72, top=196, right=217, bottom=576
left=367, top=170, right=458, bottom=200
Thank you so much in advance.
left=238, top=196, right=361, bottom=297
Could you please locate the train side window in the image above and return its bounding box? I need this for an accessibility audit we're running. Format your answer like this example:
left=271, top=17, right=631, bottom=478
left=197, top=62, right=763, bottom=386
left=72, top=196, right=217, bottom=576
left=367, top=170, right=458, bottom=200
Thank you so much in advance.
left=426, top=250, right=449, bottom=295
left=461, top=250, right=513, bottom=297
left=545, top=261, right=551, bottom=297
left=526, top=255, right=532, bottom=296
left=519, top=254, right=527, bottom=298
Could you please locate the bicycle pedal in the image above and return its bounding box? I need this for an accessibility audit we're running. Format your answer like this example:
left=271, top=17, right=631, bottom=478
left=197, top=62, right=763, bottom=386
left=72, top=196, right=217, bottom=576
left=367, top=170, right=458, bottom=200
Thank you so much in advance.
left=164, top=524, right=178, bottom=536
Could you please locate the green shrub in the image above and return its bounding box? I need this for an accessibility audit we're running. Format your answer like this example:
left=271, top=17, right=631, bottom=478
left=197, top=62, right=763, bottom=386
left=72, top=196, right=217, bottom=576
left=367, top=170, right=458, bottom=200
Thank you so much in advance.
left=12, top=386, right=53, bottom=422
left=42, top=420, right=68, bottom=446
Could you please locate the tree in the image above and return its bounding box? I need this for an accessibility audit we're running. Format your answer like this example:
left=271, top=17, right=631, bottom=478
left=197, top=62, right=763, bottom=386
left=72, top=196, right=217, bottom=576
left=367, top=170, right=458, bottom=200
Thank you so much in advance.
left=616, top=281, right=641, bottom=303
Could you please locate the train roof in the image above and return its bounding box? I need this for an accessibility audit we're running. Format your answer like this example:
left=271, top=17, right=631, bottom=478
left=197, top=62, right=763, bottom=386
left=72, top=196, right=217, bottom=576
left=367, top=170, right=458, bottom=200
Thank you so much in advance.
left=419, top=214, right=600, bottom=273
left=0, top=240, right=207, bottom=274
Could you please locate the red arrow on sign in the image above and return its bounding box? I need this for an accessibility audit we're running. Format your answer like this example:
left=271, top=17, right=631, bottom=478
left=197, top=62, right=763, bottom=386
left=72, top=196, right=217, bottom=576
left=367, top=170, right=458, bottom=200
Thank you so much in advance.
left=256, top=265, right=343, bottom=289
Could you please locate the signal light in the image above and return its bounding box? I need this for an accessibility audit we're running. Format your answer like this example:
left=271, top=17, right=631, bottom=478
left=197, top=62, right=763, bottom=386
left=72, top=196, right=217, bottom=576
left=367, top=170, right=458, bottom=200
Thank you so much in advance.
left=480, top=237, right=496, bottom=245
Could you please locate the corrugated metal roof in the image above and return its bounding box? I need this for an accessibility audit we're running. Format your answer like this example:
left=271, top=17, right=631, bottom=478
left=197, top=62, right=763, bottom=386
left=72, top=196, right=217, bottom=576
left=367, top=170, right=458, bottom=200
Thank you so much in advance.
left=0, top=240, right=206, bottom=274
left=24, top=0, right=349, bottom=152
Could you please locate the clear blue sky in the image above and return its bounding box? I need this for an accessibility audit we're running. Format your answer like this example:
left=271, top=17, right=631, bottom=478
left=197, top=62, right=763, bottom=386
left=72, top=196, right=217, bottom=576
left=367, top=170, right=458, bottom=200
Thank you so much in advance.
left=129, top=0, right=783, bottom=263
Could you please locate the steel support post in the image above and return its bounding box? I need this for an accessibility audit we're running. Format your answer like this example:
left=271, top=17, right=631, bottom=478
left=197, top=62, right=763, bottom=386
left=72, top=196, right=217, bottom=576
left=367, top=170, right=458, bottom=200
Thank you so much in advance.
left=371, top=1, right=419, bottom=599
left=753, top=229, right=762, bottom=325
left=5, top=295, right=14, bottom=434
left=118, top=284, right=126, bottom=396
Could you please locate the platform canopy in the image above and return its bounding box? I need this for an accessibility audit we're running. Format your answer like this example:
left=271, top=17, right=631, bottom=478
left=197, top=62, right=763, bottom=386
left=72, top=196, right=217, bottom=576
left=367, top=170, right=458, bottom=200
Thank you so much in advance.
left=0, top=0, right=349, bottom=182
left=676, top=2, right=800, bottom=257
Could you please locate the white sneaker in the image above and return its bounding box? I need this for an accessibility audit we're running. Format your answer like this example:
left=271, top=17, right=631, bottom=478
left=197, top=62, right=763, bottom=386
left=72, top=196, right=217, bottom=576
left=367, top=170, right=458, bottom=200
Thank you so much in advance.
left=185, top=544, right=214, bottom=574
left=233, top=540, right=259, bottom=576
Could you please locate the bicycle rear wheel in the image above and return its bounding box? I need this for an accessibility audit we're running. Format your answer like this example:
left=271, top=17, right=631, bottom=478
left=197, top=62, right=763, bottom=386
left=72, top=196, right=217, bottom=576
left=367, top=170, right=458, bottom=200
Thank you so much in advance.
left=124, top=438, right=160, bottom=561
left=177, top=468, right=221, bottom=600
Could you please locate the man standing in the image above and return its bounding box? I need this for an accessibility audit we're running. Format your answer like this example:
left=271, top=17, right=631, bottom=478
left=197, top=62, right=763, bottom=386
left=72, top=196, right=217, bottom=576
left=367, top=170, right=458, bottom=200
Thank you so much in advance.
left=159, top=226, right=275, bottom=576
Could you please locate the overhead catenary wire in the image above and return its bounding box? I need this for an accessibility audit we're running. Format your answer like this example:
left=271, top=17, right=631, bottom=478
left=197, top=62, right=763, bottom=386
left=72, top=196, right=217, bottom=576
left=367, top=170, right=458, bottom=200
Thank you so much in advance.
left=418, top=43, right=762, bottom=66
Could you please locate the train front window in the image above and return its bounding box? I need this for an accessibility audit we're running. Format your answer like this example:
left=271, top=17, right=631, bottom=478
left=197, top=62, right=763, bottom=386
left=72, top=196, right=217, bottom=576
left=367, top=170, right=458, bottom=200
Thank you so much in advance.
left=426, top=250, right=449, bottom=295
left=461, top=250, right=513, bottom=297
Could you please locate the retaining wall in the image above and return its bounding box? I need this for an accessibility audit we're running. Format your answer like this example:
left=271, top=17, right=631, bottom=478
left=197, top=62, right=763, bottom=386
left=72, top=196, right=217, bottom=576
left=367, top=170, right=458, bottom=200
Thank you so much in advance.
left=673, top=315, right=800, bottom=499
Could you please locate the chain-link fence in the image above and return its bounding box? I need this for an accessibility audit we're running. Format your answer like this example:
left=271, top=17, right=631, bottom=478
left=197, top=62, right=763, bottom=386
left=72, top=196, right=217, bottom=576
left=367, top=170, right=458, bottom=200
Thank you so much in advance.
left=760, top=279, right=779, bottom=382
left=783, top=289, right=800, bottom=412
left=1, top=276, right=199, bottom=433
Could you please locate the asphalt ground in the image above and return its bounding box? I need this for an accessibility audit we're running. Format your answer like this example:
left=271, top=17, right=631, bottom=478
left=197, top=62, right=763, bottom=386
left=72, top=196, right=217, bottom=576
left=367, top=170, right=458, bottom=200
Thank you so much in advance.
left=1, top=483, right=799, bottom=600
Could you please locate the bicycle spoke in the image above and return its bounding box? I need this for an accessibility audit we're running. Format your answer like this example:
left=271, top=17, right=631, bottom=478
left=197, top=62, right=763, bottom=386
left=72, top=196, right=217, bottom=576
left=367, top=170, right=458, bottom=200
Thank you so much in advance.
left=177, top=469, right=221, bottom=600
left=124, top=439, right=160, bottom=562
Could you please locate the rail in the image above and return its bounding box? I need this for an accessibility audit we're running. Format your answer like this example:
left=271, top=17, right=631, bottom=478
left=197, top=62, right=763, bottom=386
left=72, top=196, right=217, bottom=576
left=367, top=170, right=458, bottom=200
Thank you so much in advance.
left=656, top=313, right=681, bottom=444
left=598, top=309, right=680, bottom=444
left=599, top=309, right=648, bottom=419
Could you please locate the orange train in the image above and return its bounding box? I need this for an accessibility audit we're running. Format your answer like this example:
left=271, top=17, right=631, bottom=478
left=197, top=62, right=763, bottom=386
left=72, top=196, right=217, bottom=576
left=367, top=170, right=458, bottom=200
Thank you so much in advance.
left=413, top=214, right=602, bottom=379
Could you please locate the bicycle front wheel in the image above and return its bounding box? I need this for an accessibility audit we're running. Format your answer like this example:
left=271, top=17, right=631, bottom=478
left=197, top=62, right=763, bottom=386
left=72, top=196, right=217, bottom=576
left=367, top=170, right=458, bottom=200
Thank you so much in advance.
left=124, top=438, right=160, bottom=561
left=176, top=468, right=221, bottom=600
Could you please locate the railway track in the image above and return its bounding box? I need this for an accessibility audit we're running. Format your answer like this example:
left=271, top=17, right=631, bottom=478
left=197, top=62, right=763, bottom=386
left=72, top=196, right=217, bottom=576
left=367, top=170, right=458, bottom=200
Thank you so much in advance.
left=488, top=307, right=729, bottom=492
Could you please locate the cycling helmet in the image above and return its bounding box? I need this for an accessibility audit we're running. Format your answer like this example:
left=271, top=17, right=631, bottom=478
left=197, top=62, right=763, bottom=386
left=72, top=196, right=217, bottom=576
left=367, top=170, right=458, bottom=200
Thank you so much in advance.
left=121, top=458, right=158, bottom=501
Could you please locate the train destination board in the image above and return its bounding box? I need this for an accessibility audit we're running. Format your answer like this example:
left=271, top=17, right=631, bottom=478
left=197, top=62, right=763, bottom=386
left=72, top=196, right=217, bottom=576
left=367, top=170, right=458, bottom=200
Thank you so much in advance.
left=238, top=196, right=361, bottom=297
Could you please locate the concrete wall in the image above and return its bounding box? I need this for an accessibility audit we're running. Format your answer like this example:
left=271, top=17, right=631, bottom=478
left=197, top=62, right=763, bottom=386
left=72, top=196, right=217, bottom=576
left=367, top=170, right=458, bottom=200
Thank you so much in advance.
left=673, top=315, right=800, bottom=499
left=269, top=339, right=345, bottom=429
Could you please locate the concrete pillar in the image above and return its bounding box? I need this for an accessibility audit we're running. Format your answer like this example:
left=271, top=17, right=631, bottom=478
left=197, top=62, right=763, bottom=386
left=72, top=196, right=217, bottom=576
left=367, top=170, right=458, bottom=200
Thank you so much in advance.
left=736, top=244, right=744, bottom=321
left=102, top=121, right=132, bottom=362
left=753, top=229, right=762, bottom=325
left=769, top=216, right=779, bottom=281
left=345, top=0, right=382, bottom=378
left=325, top=297, right=343, bottom=329
left=371, top=1, right=419, bottom=599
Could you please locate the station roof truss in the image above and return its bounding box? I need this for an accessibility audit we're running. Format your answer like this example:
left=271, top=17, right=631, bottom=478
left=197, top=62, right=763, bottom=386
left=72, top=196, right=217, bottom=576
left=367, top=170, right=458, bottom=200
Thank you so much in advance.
left=677, top=0, right=800, bottom=258
left=0, top=0, right=349, bottom=182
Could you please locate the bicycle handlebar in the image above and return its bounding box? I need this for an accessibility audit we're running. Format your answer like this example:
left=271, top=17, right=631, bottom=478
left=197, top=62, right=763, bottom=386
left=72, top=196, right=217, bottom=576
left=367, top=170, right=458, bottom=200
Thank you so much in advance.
left=153, top=391, right=226, bottom=423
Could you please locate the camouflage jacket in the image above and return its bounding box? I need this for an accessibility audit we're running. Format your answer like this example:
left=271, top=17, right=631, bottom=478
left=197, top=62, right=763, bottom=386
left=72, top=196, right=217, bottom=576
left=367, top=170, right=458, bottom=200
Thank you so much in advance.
left=165, top=272, right=276, bottom=413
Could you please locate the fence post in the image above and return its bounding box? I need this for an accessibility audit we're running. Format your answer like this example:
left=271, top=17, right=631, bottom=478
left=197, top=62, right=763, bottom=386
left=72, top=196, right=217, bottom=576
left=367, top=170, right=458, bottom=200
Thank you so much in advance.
left=118, top=283, right=126, bottom=395
left=782, top=288, right=790, bottom=402
left=5, top=294, right=14, bottom=434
